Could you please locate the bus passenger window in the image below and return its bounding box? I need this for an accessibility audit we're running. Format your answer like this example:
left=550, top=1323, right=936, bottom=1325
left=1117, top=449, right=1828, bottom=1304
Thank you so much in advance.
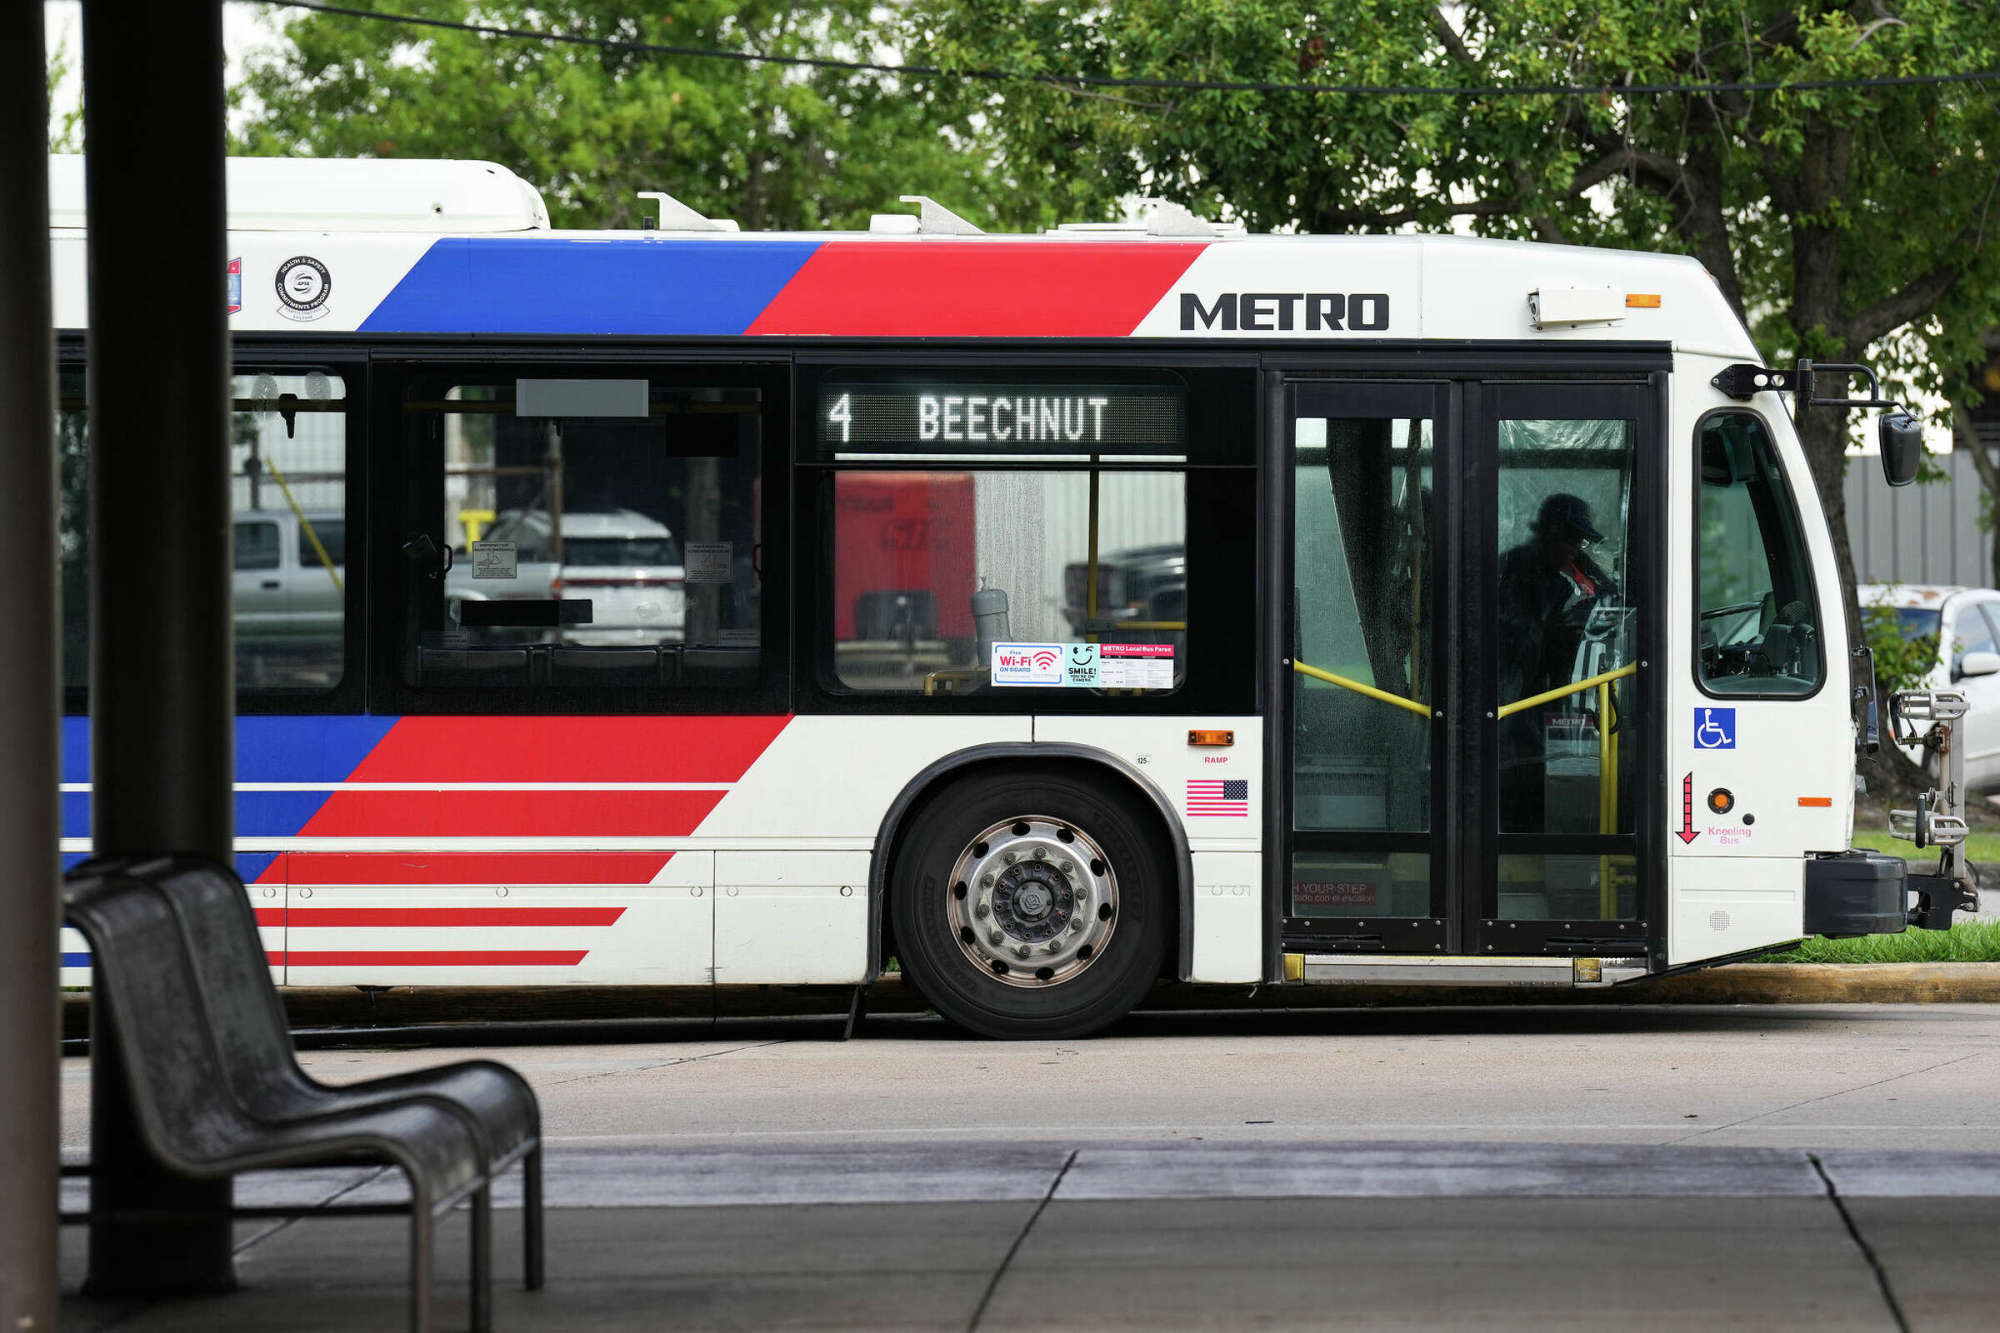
left=58, top=366, right=353, bottom=698
left=400, top=375, right=763, bottom=695
left=812, top=372, right=1193, bottom=697
left=826, top=470, right=1187, bottom=694
left=1697, top=413, right=1821, bottom=696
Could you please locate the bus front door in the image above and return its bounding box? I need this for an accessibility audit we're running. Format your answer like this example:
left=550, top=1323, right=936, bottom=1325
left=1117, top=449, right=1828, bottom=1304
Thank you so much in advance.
left=1283, top=378, right=1660, bottom=961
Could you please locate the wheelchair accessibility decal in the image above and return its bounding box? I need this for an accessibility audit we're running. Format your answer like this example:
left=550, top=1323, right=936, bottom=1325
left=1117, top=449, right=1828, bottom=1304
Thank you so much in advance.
left=1694, top=707, right=1736, bottom=750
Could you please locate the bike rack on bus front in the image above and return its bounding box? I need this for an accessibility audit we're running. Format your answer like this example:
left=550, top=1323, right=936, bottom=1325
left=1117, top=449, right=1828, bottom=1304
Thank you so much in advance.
left=1887, top=688, right=1981, bottom=929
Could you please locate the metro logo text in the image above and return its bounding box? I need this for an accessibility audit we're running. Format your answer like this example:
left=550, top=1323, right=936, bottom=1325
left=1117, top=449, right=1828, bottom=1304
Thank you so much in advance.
left=1179, top=291, right=1391, bottom=332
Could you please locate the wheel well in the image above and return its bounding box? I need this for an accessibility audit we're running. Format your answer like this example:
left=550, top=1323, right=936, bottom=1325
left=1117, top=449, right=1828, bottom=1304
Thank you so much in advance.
left=871, top=746, right=1191, bottom=982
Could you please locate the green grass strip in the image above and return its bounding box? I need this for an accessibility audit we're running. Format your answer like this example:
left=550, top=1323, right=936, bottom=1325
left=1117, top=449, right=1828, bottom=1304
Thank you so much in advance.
left=1852, top=829, right=2000, bottom=863
left=1756, top=919, right=2000, bottom=963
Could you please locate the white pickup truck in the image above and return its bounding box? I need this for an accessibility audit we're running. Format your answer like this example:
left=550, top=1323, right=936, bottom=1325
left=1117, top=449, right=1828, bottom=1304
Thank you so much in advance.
left=232, top=506, right=344, bottom=687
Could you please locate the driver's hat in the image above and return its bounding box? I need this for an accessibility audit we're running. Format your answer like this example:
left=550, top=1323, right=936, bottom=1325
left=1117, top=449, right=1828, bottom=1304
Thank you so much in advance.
left=1534, top=492, right=1604, bottom=543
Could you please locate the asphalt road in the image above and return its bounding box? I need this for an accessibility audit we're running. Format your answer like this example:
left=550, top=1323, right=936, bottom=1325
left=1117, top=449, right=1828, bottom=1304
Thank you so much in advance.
left=61, top=1002, right=2000, bottom=1153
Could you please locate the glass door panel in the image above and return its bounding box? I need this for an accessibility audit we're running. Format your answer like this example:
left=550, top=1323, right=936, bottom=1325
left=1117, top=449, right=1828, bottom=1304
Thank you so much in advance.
left=1478, top=384, right=1656, bottom=949
left=1287, top=384, right=1445, bottom=946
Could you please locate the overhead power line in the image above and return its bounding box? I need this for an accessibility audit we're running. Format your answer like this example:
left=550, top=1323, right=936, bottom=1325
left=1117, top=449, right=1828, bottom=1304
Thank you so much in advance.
left=240, top=0, right=2000, bottom=99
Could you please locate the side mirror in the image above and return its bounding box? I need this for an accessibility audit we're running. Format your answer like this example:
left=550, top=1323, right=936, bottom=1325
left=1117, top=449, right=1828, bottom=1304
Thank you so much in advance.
left=1956, top=650, right=2000, bottom=680
left=1879, top=410, right=1923, bottom=487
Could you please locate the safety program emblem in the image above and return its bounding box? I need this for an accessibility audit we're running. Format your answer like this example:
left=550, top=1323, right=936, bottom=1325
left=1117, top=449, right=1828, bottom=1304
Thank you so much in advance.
left=275, top=255, right=331, bottom=321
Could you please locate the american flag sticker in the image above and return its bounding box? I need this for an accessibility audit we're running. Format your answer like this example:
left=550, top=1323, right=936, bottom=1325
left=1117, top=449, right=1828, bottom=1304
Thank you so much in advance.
left=1186, top=778, right=1249, bottom=817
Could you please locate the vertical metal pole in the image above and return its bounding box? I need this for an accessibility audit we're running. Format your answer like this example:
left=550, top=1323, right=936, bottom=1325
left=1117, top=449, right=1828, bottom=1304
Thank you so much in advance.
left=0, top=7, right=61, bottom=1328
left=81, top=0, right=236, bottom=1295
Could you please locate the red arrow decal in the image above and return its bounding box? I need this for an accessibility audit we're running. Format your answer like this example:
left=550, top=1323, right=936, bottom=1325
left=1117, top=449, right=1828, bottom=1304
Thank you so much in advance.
left=1677, top=772, right=1700, bottom=844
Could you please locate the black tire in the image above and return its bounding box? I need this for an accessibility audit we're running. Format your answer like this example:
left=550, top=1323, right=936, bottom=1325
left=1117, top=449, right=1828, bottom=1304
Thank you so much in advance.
left=890, top=766, right=1171, bottom=1039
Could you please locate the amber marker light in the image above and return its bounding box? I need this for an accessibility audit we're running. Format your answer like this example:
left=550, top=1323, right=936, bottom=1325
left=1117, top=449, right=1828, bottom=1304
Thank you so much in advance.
left=1798, top=796, right=1833, bottom=807
left=1188, top=729, right=1235, bottom=747
left=1625, top=293, right=1662, bottom=308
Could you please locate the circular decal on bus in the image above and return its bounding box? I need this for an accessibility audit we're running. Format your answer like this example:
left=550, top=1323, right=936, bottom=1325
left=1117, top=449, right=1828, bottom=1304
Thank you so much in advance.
left=275, top=256, right=331, bottom=320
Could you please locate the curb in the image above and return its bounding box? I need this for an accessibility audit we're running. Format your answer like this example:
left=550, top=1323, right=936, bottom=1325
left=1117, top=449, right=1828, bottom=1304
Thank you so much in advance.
left=59, top=963, right=2000, bottom=1040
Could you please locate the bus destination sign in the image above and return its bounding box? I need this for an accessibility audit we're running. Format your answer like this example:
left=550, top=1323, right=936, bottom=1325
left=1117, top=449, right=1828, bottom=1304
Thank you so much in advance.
left=819, top=383, right=1186, bottom=454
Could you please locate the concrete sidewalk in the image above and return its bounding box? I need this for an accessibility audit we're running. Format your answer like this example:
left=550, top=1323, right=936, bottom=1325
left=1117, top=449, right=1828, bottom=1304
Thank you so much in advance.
left=58, top=1141, right=2000, bottom=1330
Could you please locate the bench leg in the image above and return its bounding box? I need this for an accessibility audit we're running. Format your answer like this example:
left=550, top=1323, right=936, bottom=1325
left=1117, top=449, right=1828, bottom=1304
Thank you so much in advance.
left=470, top=1186, right=492, bottom=1333
left=409, top=1203, right=434, bottom=1333
left=524, top=1144, right=545, bottom=1291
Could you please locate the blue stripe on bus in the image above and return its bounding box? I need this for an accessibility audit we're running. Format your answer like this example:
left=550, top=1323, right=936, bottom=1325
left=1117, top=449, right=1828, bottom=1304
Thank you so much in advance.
left=62, top=953, right=90, bottom=967
left=60, top=716, right=403, bottom=843
left=61, top=850, right=280, bottom=883
left=62, top=715, right=401, bottom=786
left=359, top=237, right=822, bottom=335
left=62, top=790, right=333, bottom=841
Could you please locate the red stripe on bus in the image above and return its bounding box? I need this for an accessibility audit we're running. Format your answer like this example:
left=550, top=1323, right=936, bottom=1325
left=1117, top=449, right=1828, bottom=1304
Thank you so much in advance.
left=283, top=907, right=626, bottom=928
left=746, top=242, right=1206, bottom=337
left=295, top=790, right=726, bottom=838
left=273, top=950, right=588, bottom=967
left=342, top=715, right=791, bottom=784
left=280, top=852, right=674, bottom=885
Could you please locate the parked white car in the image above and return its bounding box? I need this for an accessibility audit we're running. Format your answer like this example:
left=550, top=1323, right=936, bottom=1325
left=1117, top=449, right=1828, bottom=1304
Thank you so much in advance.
left=1861, top=583, right=2000, bottom=789
left=457, top=508, right=686, bottom=646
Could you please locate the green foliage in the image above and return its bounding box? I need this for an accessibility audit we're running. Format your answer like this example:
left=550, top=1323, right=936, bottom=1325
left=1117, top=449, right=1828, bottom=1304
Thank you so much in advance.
left=47, top=32, right=81, bottom=152
left=1853, top=829, right=2000, bottom=861
left=906, top=0, right=2000, bottom=547
left=1860, top=602, right=1941, bottom=695
left=236, top=2, right=1020, bottom=231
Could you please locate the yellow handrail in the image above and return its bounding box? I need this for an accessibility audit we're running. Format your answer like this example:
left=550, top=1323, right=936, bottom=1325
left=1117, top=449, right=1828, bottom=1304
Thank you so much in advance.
left=1495, top=661, right=1638, bottom=719
left=264, top=456, right=344, bottom=596
left=1292, top=659, right=1432, bottom=718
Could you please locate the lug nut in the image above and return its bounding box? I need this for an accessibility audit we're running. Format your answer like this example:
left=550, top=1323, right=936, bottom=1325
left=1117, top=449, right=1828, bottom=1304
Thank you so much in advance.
left=981, top=873, right=995, bottom=888
left=1059, top=861, right=1074, bottom=875
left=1015, top=944, right=1031, bottom=959
left=974, top=904, right=989, bottom=919
left=1032, top=847, right=1046, bottom=861
left=1069, top=920, right=1083, bottom=933
left=1004, top=851, right=1018, bottom=864
left=989, top=931, right=1004, bottom=946
left=1046, top=941, right=1062, bottom=954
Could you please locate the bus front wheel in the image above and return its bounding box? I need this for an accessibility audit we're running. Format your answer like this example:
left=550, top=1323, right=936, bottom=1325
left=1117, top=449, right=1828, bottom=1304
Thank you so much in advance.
left=891, top=768, right=1169, bottom=1039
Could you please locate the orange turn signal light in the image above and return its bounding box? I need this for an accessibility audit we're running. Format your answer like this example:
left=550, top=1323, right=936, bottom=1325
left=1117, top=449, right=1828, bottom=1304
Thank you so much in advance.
left=1798, top=796, right=1832, bottom=808
left=1188, top=729, right=1235, bottom=747
left=1626, top=293, right=1662, bottom=308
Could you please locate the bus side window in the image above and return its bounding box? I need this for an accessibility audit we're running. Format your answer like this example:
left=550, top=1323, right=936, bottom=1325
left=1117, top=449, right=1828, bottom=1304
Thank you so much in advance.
left=1696, top=412, right=1821, bottom=696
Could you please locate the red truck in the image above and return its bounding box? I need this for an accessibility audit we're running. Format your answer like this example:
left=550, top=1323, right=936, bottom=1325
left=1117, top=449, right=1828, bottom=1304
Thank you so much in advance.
left=834, top=472, right=976, bottom=661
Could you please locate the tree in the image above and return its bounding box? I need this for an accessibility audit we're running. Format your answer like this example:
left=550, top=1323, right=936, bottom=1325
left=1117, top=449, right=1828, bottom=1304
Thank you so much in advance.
left=910, top=0, right=2000, bottom=572
left=910, top=0, right=2000, bottom=796
left=236, top=1, right=1013, bottom=231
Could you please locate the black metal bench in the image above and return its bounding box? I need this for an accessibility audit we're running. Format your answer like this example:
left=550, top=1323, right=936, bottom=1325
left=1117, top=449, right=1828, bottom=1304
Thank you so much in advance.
left=63, top=856, right=546, bottom=1332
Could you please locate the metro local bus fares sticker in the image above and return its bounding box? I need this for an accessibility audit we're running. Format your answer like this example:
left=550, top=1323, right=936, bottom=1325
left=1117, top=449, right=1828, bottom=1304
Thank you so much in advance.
left=1100, top=643, right=1174, bottom=689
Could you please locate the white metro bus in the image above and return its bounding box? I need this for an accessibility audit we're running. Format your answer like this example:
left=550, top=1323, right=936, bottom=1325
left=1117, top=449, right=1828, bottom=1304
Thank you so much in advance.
left=50, top=156, right=1963, bottom=1038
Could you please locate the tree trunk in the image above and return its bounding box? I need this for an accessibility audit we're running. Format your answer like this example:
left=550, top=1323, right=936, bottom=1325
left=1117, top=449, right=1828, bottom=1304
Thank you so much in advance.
left=1950, top=401, right=2000, bottom=590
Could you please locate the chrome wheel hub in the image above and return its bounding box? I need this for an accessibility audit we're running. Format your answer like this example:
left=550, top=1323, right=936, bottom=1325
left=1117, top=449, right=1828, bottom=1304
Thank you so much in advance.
left=946, top=815, right=1118, bottom=987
